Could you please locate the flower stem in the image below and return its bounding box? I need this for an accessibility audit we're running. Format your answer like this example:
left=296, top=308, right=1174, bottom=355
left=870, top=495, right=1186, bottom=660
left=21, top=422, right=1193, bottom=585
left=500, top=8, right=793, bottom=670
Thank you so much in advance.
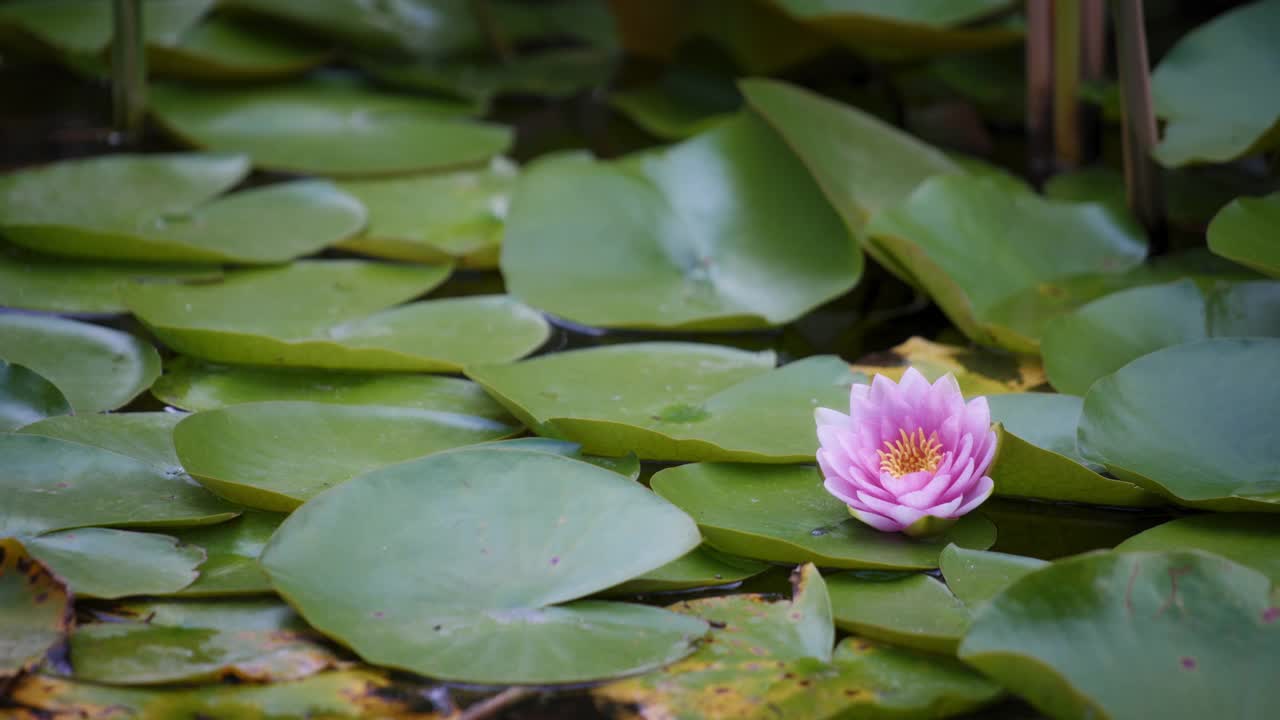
left=1112, top=0, right=1168, bottom=254
left=110, top=0, right=146, bottom=147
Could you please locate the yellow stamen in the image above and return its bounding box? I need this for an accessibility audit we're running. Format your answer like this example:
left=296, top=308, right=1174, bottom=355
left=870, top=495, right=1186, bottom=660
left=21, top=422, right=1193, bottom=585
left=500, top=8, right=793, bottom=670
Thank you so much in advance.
left=878, top=428, right=943, bottom=478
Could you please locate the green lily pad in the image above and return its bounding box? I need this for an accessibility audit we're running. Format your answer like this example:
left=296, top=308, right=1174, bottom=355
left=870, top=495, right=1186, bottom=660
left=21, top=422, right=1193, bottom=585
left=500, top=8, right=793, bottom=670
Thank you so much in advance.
left=959, top=550, right=1280, bottom=719
left=150, top=73, right=512, bottom=177
left=261, top=447, right=706, bottom=684
left=0, top=0, right=210, bottom=56
left=867, top=174, right=1147, bottom=351
left=472, top=437, right=641, bottom=480
left=850, top=336, right=1048, bottom=397
left=771, top=0, right=1021, bottom=60
left=1078, top=338, right=1280, bottom=512
left=8, top=670, right=447, bottom=719
left=468, top=344, right=858, bottom=462
left=167, top=511, right=283, bottom=597
left=0, top=153, right=366, bottom=264
left=334, top=158, right=518, bottom=267
left=175, top=401, right=519, bottom=511
left=595, top=564, right=1002, bottom=719
left=604, top=546, right=772, bottom=596
left=650, top=463, right=996, bottom=569
left=1, top=538, right=71, bottom=683
left=359, top=48, right=616, bottom=105
left=1042, top=279, right=1280, bottom=395
left=500, top=112, right=861, bottom=330
left=0, top=361, right=69, bottom=431
left=0, top=252, right=220, bottom=313
left=610, top=51, right=742, bottom=140
left=0, top=313, right=160, bottom=413
left=938, top=545, right=1046, bottom=607
left=1115, top=514, right=1280, bottom=584
left=126, top=261, right=550, bottom=372
left=151, top=356, right=513, bottom=421
left=827, top=572, right=970, bottom=654
left=19, top=412, right=183, bottom=472
left=99, top=597, right=307, bottom=630
left=150, top=15, right=332, bottom=82
left=23, top=528, right=203, bottom=599
left=0, top=434, right=239, bottom=537
left=1208, top=192, right=1280, bottom=277
left=987, top=393, right=1160, bottom=507
left=1151, top=0, right=1280, bottom=166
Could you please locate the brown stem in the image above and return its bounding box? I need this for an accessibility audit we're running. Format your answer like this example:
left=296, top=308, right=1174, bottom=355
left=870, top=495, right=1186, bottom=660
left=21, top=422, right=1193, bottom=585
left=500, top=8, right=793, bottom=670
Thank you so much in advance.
left=470, top=0, right=514, bottom=64
left=458, top=687, right=537, bottom=720
left=1112, top=0, right=1168, bottom=253
left=1025, top=0, right=1054, bottom=184
left=111, top=0, right=146, bottom=147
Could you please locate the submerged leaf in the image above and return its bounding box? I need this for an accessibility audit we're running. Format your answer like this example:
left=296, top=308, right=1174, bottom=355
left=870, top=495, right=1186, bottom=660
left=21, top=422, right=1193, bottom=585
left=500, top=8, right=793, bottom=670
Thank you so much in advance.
left=0, top=361, right=70, bottom=432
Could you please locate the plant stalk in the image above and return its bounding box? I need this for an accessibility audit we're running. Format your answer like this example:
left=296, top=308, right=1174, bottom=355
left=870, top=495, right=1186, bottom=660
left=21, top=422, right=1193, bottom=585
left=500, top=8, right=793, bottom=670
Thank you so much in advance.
left=1052, top=0, right=1082, bottom=169
left=111, top=0, right=146, bottom=147
left=470, top=0, right=514, bottom=64
left=1112, top=0, right=1167, bottom=252
left=1025, top=0, right=1054, bottom=184
left=1078, top=0, right=1106, bottom=163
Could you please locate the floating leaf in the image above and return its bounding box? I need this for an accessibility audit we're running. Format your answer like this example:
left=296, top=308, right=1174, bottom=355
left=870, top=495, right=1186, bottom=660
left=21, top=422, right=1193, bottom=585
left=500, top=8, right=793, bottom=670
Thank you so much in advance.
left=1207, top=192, right=1280, bottom=277
left=23, top=528, right=203, bottom=599
left=334, top=158, right=517, bottom=267
left=150, top=73, right=512, bottom=176
left=610, top=51, right=741, bottom=140
left=0, top=434, right=238, bottom=537
left=0, top=361, right=69, bottom=431
left=850, top=336, right=1048, bottom=397
left=261, top=447, right=705, bottom=684
left=152, top=356, right=513, bottom=421
left=595, top=565, right=1001, bottom=719
left=651, top=463, right=995, bottom=569
left=604, top=545, right=772, bottom=596
left=988, top=393, right=1159, bottom=507
left=867, top=174, right=1147, bottom=351
left=469, top=344, right=858, bottom=462
left=0, top=313, right=160, bottom=413
left=827, top=572, right=969, bottom=654
left=0, top=252, right=220, bottom=313
left=0, top=0, right=210, bottom=56
left=1078, top=338, right=1280, bottom=512
left=1115, top=514, right=1280, bottom=584
left=359, top=48, right=615, bottom=105
left=959, top=551, right=1280, bottom=720
left=126, top=261, right=549, bottom=372
left=0, top=539, right=71, bottom=683
left=472, top=437, right=641, bottom=480
left=19, top=412, right=183, bottom=472
left=771, top=0, right=1021, bottom=60
left=501, top=112, right=861, bottom=330
left=150, top=15, right=332, bottom=82
left=1151, top=0, right=1280, bottom=166
left=175, top=400, right=519, bottom=511
left=167, top=511, right=283, bottom=597
left=937, top=545, right=1046, bottom=607
left=0, top=153, right=365, bottom=264
left=1042, top=279, right=1280, bottom=395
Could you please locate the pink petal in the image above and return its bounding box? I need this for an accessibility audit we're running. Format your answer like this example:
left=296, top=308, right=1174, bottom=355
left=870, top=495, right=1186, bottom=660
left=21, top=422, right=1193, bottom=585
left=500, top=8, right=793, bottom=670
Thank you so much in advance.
left=954, top=476, right=995, bottom=515
left=938, top=457, right=977, bottom=504
left=963, top=396, right=992, bottom=440
left=973, top=429, right=998, bottom=477
left=922, top=495, right=964, bottom=518
left=884, top=469, right=935, bottom=495
left=849, top=507, right=904, bottom=532
left=815, top=407, right=850, bottom=429
left=899, top=473, right=952, bottom=509
left=856, top=491, right=927, bottom=528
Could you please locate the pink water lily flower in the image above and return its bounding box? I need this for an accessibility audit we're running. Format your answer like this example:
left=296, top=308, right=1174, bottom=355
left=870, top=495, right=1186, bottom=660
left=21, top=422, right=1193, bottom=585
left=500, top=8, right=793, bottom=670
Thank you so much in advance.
left=815, top=368, right=996, bottom=537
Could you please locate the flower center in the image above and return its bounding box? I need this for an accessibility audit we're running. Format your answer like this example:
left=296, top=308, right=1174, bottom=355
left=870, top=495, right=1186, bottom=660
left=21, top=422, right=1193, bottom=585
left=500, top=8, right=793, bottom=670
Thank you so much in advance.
left=878, top=428, right=944, bottom=478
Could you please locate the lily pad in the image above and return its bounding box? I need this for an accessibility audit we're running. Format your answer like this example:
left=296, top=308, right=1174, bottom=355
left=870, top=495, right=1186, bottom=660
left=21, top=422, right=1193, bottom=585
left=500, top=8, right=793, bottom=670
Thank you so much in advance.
left=851, top=336, right=1048, bottom=397
left=987, top=393, right=1160, bottom=507
left=126, top=261, right=550, bottom=372
left=0, top=313, right=160, bottom=413
left=468, top=344, right=858, bottom=462
left=175, top=401, right=519, bottom=511
left=1115, top=514, right=1280, bottom=584
left=771, top=0, right=1021, bottom=60
left=610, top=51, right=742, bottom=140
left=0, top=539, right=71, bottom=683
left=500, top=112, right=861, bottom=330
left=261, top=447, right=706, bottom=684
left=1151, top=0, right=1280, bottom=166
left=1207, top=192, right=1280, bottom=277
left=0, top=361, right=69, bottom=431
left=595, top=564, right=1001, bottom=719
left=334, top=158, right=518, bottom=267
left=1042, top=279, right=1280, bottom=395
left=0, top=0, right=210, bottom=56
left=151, top=356, right=513, bottom=421
left=959, top=550, right=1280, bottom=720
left=23, top=528, right=203, bottom=599
left=650, top=463, right=996, bottom=569
left=1078, top=338, right=1280, bottom=512
left=604, top=546, right=772, bottom=596
left=167, top=511, right=284, bottom=597
left=472, top=437, right=641, bottom=480
left=150, top=15, right=332, bottom=82
left=0, top=252, right=220, bottom=313
left=827, top=572, right=970, bottom=654
left=937, top=545, right=1046, bottom=607
left=0, top=434, right=239, bottom=537
left=867, top=174, right=1147, bottom=351
left=149, top=73, right=512, bottom=176
left=0, top=153, right=366, bottom=264
left=359, top=48, right=616, bottom=105
left=19, top=412, right=183, bottom=472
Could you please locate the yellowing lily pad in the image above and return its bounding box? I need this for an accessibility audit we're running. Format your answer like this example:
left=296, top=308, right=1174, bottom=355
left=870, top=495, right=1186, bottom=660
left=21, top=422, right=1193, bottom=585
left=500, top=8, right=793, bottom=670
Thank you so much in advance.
left=150, top=73, right=512, bottom=177
left=0, top=539, right=71, bottom=683
left=468, top=343, right=860, bottom=462
left=23, top=528, right=204, bottom=599
left=850, top=336, right=1047, bottom=397
left=0, top=313, right=160, bottom=413
left=500, top=112, right=861, bottom=330
left=0, top=153, right=366, bottom=264
left=650, top=463, right=996, bottom=570
left=771, top=0, right=1021, bottom=60
left=175, top=401, right=519, bottom=511
left=0, top=360, right=69, bottom=431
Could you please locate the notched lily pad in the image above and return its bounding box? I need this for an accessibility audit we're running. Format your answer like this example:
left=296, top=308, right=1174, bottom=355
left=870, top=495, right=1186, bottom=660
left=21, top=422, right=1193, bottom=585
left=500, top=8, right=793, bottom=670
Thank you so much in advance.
left=0, top=360, right=70, bottom=432
left=0, top=538, right=72, bottom=683
left=23, top=528, right=204, bottom=599
left=167, top=511, right=284, bottom=597
left=1116, top=514, right=1280, bottom=584
left=18, top=412, right=184, bottom=472
left=1207, top=192, right=1280, bottom=277
left=827, top=572, right=969, bottom=654
left=937, top=545, right=1046, bottom=607
left=604, top=545, right=772, bottom=596
left=651, top=463, right=996, bottom=570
